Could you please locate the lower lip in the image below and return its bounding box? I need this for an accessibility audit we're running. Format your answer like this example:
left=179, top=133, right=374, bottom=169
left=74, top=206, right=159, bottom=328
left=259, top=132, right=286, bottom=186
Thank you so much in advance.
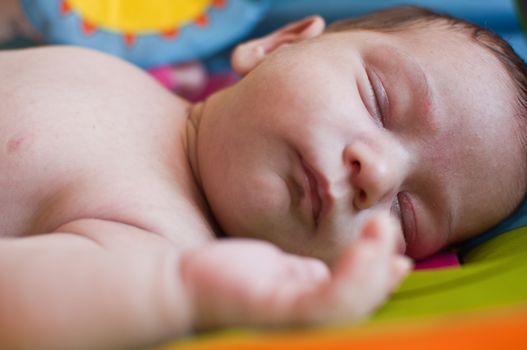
left=301, top=159, right=323, bottom=226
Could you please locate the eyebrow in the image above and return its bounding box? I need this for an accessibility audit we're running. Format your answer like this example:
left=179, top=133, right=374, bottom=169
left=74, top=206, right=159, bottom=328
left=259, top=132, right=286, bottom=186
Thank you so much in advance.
left=404, top=51, right=435, bottom=128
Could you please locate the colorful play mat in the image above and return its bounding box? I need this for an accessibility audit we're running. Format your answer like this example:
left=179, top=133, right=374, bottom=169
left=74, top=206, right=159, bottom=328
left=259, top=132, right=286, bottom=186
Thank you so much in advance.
left=154, top=224, right=527, bottom=350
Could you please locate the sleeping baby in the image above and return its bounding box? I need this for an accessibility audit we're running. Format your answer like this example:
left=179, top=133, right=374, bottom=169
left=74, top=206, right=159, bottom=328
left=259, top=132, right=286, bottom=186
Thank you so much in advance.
left=1, top=5, right=526, bottom=350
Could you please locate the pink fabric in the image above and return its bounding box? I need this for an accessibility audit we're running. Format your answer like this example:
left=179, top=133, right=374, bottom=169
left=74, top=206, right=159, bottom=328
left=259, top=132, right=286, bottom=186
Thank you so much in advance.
left=149, top=64, right=238, bottom=102
left=413, top=252, right=460, bottom=270
left=148, top=65, right=175, bottom=88
left=187, top=71, right=238, bottom=102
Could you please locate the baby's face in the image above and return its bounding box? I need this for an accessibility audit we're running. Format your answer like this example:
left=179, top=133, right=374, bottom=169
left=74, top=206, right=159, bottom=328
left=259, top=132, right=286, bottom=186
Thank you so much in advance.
left=197, top=27, right=525, bottom=263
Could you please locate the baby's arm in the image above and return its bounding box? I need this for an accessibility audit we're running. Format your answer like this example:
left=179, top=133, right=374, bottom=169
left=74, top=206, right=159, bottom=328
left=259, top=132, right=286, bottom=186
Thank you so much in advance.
left=0, top=214, right=410, bottom=349
left=0, top=219, right=192, bottom=350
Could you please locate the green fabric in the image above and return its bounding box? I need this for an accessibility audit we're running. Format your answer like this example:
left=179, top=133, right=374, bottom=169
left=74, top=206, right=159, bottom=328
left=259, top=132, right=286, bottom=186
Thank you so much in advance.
left=169, top=227, right=527, bottom=347
left=370, top=226, right=527, bottom=324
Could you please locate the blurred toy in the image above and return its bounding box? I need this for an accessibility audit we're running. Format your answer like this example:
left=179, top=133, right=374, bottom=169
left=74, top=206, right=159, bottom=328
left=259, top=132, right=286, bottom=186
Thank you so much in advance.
left=20, top=0, right=269, bottom=68
left=516, top=0, right=527, bottom=35
left=18, top=0, right=268, bottom=99
left=149, top=61, right=239, bottom=101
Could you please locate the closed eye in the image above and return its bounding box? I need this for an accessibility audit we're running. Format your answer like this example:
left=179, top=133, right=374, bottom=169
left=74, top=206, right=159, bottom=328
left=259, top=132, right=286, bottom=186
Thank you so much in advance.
left=367, top=68, right=389, bottom=128
left=363, top=71, right=382, bottom=126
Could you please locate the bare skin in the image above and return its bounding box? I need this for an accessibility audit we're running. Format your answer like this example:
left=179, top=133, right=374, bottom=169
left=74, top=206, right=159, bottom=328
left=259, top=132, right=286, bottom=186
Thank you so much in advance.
left=0, top=46, right=408, bottom=350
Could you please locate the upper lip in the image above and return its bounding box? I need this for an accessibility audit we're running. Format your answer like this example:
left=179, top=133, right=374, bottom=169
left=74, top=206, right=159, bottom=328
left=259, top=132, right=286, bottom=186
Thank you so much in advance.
left=300, top=158, right=331, bottom=227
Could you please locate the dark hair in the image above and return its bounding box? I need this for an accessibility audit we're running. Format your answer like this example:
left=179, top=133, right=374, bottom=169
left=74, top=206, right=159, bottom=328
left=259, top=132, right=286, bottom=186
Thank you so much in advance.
left=327, top=5, right=527, bottom=198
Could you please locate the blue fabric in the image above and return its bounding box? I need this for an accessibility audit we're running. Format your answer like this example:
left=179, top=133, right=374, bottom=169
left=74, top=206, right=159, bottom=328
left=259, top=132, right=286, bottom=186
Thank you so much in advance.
left=261, top=0, right=520, bottom=32
left=20, top=0, right=270, bottom=68
left=459, top=199, right=527, bottom=258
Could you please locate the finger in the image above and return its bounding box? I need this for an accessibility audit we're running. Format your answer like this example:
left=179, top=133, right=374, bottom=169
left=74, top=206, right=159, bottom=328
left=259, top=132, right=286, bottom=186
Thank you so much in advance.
left=331, top=212, right=398, bottom=283
left=258, top=255, right=330, bottom=325
left=298, top=218, right=405, bottom=325
left=292, top=245, right=381, bottom=324
left=279, top=215, right=404, bottom=326
left=286, top=255, right=331, bottom=285
left=389, top=255, right=413, bottom=291
left=360, top=211, right=401, bottom=255
left=362, top=214, right=411, bottom=292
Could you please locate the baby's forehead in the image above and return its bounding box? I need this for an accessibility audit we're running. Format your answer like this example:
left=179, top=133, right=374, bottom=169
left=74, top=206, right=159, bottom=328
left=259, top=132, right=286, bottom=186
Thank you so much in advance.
left=387, top=24, right=511, bottom=85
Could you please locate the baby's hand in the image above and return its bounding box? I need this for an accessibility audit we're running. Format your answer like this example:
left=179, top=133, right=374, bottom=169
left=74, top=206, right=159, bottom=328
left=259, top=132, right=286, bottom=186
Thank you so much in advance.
left=180, top=213, right=412, bottom=330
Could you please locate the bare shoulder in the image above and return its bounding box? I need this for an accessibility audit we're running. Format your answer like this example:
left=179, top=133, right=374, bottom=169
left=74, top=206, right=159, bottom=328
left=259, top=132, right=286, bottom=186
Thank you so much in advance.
left=0, top=46, right=164, bottom=94
left=0, top=46, right=211, bottom=245
left=0, top=45, right=141, bottom=73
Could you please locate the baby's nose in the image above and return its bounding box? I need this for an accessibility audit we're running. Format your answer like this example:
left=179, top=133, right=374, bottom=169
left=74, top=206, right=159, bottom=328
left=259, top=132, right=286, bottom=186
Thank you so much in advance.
left=343, top=141, right=400, bottom=210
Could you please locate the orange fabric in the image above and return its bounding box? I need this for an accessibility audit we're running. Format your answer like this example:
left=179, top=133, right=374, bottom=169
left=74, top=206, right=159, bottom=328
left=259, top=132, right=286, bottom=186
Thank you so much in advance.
left=163, top=306, right=527, bottom=350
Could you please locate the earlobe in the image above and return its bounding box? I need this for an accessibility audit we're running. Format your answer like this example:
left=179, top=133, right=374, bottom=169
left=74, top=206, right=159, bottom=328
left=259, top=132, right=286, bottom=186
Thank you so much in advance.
left=231, top=15, right=326, bottom=76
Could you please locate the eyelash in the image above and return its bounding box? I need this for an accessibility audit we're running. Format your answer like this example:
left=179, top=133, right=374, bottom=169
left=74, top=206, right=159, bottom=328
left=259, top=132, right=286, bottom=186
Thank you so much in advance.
left=366, top=70, right=387, bottom=127
left=391, top=194, right=404, bottom=233
left=372, top=89, right=384, bottom=126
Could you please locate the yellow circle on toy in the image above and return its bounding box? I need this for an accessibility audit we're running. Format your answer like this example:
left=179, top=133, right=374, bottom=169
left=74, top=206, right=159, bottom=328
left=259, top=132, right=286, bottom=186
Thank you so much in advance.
left=67, top=0, right=213, bottom=32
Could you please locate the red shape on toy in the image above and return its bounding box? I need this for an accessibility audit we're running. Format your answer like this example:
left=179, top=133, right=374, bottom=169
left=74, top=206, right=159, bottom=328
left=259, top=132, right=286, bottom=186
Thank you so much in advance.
left=60, top=0, right=72, bottom=15
left=162, top=28, right=179, bottom=39
left=124, top=33, right=136, bottom=47
left=81, top=20, right=96, bottom=35
left=195, top=14, right=209, bottom=27
left=213, top=0, right=228, bottom=8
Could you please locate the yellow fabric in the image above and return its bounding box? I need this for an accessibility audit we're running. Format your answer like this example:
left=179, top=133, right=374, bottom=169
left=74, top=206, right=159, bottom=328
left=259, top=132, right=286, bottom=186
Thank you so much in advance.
left=66, top=0, right=212, bottom=31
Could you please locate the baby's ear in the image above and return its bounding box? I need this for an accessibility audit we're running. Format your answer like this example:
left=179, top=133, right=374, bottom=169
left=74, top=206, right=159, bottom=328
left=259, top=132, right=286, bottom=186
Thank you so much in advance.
left=231, top=16, right=325, bottom=76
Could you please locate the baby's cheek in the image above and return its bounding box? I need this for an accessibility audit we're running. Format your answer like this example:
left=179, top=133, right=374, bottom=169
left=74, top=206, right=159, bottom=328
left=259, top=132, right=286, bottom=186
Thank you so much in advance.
left=396, top=236, right=406, bottom=255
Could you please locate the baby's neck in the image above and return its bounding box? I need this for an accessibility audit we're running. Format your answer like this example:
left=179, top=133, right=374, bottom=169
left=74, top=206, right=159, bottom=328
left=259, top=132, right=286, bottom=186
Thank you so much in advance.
left=185, top=102, right=205, bottom=193
left=185, top=100, right=225, bottom=237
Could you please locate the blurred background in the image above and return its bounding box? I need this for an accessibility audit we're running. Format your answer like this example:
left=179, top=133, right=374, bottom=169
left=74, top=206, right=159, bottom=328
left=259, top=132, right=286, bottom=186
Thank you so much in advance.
left=3, top=0, right=527, bottom=98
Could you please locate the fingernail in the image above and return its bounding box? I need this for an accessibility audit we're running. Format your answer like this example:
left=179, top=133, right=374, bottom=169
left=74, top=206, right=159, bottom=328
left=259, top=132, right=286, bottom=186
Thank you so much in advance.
left=361, top=219, right=381, bottom=240
left=394, top=256, right=414, bottom=275
left=253, top=45, right=265, bottom=58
